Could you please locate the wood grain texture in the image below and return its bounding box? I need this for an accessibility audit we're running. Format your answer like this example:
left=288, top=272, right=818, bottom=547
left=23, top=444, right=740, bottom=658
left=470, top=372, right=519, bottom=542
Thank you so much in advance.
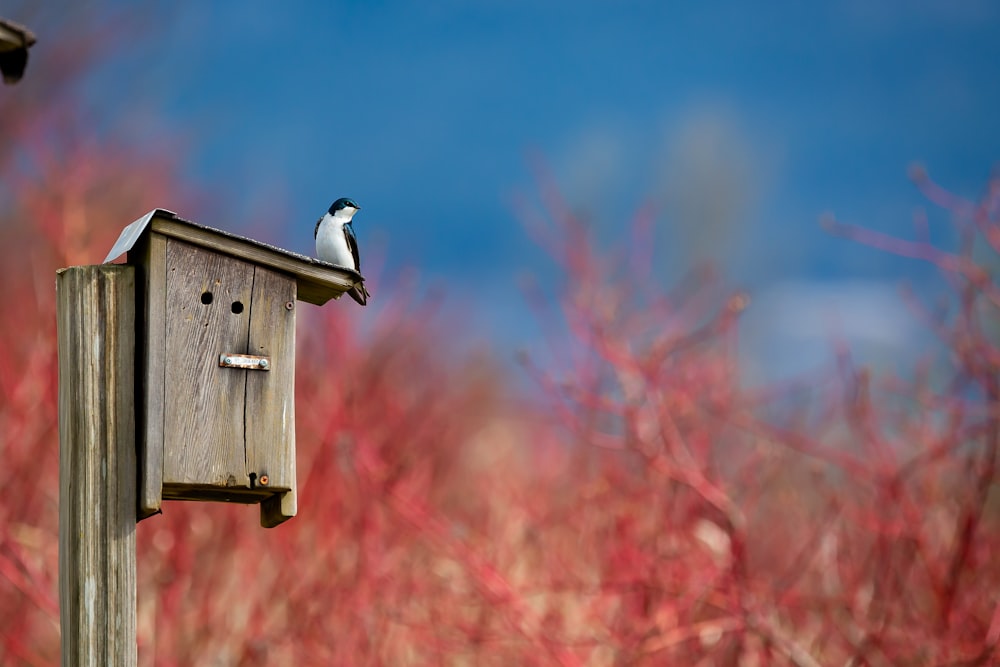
left=245, top=266, right=295, bottom=490
left=245, top=266, right=297, bottom=525
left=130, top=233, right=166, bottom=519
left=131, top=232, right=303, bottom=523
left=151, top=218, right=360, bottom=305
left=57, top=265, right=137, bottom=667
left=162, top=240, right=251, bottom=490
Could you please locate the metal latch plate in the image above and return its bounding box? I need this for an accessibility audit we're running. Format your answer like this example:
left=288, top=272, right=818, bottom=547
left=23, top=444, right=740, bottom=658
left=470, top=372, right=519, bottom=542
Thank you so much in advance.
left=219, top=353, right=271, bottom=371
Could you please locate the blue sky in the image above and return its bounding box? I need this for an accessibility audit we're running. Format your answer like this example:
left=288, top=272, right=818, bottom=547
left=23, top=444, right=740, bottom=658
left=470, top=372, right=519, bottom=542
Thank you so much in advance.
left=65, top=2, right=1000, bottom=375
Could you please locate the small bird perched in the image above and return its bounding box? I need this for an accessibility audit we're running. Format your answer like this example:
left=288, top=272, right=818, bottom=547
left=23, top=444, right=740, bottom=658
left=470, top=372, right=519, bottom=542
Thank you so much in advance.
left=315, top=197, right=370, bottom=305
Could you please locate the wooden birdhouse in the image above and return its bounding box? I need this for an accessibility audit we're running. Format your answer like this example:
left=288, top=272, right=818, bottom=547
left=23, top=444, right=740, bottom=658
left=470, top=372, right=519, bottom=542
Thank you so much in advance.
left=103, top=209, right=364, bottom=527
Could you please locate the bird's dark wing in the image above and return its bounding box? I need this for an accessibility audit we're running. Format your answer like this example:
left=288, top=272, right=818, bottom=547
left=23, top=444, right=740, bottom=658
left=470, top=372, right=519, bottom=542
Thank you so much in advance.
left=344, top=222, right=368, bottom=305
left=344, top=221, right=361, bottom=271
left=314, top=217, right=322, bottom=239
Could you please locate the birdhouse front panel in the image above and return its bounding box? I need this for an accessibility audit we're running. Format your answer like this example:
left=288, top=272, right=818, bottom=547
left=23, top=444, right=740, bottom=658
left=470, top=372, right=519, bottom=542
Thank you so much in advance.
left=158, top=239, right=295, bottom=508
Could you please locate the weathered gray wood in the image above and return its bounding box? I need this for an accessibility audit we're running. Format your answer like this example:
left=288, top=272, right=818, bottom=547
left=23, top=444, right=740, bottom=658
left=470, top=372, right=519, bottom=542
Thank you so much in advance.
left=130, top=232, right=166, bottom=519
left=57, top=265, right=137, bottom=667
left=151, top=217, right=361, bottom=305
left=260, top=487, right=298, bottom=528
left=245, top=265, right=296, bottom=490
left=128, top=230, right=304, bottom=524
left=246, top=266, right=297, bottom=526
left=162, top=240, right=251, bottom=493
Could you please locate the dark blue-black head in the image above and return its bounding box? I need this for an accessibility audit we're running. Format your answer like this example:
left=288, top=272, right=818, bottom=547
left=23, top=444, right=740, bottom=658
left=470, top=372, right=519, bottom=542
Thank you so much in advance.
left=329, top=197, right=361, bottom=215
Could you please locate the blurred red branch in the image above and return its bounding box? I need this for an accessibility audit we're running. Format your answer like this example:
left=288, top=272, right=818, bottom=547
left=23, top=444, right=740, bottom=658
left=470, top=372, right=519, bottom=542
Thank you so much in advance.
left=2, top=24, right=999, bottom=659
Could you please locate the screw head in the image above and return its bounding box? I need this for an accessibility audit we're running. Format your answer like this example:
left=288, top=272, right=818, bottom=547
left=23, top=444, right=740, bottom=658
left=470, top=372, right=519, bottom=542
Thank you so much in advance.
left=223, top=356, right=233, bottom=365
left=259, top=475, right=269, bottom=486
left=258, top=359, right=269, bottom=369
left=285, top=301, right=295, bottom=311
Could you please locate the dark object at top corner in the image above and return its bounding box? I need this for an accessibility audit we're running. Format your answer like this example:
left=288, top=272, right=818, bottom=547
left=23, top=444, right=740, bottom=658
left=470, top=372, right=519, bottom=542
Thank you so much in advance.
left=0, top=18, right=37, bottom=85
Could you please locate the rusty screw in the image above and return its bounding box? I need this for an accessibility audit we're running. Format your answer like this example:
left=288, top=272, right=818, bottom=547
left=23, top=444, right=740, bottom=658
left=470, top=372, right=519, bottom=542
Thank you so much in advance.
left=259, top=475, right=269, bottom=486
left=285, top=301, right=294, bottom=311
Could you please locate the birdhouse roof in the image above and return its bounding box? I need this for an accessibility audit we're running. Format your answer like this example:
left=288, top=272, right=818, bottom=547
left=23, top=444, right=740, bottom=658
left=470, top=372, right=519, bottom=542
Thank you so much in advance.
left=104, top=208, right=363, bottom=306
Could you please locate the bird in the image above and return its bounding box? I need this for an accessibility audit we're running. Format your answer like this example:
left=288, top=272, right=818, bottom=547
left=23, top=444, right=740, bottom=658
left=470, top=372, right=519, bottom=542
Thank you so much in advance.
left=315, top=197, right=370, bottom=306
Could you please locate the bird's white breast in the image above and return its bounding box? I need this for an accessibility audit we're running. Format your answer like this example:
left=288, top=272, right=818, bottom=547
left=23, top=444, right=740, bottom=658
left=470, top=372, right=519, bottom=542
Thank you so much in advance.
left=315, top=214, right=355, bottom=270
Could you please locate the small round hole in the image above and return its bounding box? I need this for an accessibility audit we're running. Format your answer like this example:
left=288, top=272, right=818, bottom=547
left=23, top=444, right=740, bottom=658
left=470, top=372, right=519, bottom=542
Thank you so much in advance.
left=231, top=301, right=244, bottom=314
left=201, top=291, right=213, bottom=305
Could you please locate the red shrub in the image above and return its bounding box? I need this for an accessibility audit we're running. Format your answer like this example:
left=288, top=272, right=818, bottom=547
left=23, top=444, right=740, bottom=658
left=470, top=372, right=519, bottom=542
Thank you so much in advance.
left=1, top=15, right=998, bottom=666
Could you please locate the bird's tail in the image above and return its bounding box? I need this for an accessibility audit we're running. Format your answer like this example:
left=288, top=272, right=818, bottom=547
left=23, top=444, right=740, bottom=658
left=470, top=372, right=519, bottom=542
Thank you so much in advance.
left=348, top=282, right=370, bottom=306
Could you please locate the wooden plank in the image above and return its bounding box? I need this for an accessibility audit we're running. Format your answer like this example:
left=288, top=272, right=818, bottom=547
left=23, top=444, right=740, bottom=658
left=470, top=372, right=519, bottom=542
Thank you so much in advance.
left=130, top=233, right=166, bottom=519
left=162, top=240, right=251, bottom=490
left=150, top=218, right=361, bottom=306
left=245, top=266, right=297, bottom=526
left=57, top=265, right=137, bottom=667
left=261, top=491, right=297, bottom=529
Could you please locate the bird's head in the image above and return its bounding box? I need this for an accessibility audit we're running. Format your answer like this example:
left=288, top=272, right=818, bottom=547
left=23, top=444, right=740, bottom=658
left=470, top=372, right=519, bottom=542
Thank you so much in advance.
left=329, top=198, right=361, bottom=218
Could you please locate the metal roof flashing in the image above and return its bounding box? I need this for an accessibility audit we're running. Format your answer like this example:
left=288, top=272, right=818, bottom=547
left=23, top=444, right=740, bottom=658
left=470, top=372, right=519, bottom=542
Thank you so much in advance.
left=103, top=208, right=175, bottom=263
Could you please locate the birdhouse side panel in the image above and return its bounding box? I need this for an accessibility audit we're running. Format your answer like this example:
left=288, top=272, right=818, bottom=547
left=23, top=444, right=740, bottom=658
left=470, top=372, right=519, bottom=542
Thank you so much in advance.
left=162, top=240, right=253, bottom=491
left=244, top=266, right=296, bottom=493
left=129, top=232, right=167, bottom=519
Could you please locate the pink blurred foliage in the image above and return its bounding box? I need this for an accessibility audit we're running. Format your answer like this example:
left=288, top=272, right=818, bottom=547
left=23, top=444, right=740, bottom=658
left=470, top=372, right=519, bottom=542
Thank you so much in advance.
left=0, top=12, right=998, bottom=666
left=509, top=162, right=1000, bottom=664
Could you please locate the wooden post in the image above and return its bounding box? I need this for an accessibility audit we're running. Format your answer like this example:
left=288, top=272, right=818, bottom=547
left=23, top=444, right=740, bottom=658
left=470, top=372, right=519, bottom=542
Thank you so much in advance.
left=57, top=265, right=137, bottom=666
